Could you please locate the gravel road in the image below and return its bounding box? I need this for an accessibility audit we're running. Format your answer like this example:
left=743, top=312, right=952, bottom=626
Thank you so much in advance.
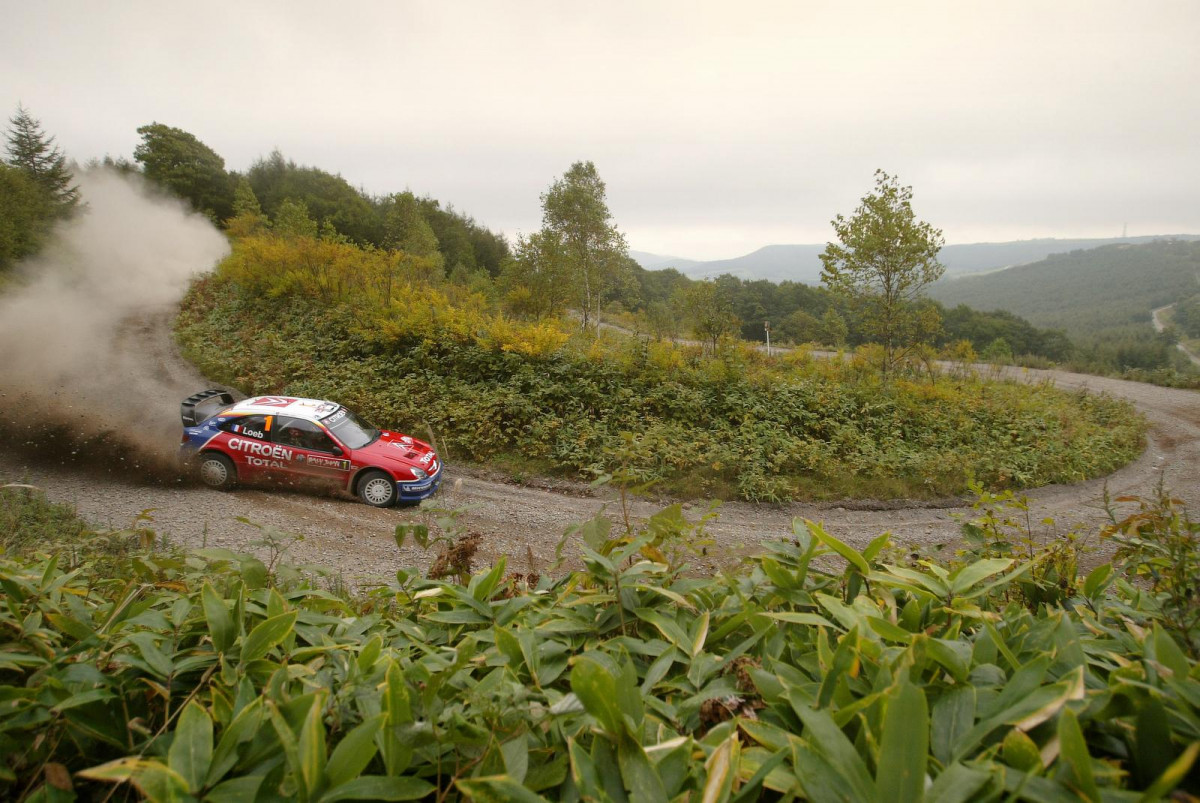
left=2, top=306, right=1197, bottom=586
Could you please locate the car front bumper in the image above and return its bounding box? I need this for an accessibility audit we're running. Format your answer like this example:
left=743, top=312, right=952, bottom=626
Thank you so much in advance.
left=397, top=462, right=443, bottom=502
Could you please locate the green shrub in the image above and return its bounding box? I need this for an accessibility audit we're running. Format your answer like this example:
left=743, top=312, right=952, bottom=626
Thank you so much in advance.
left=1, top=488, right=1197, bottom=801
left=175, top=242, right=1146, bottom=502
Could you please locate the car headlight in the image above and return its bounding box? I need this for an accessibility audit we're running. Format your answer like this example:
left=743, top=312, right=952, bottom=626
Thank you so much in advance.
left=410, top=468, right=427, bottom=480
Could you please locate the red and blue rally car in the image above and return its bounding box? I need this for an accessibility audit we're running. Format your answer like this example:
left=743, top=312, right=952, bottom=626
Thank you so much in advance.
left=179, top=390, right=441, bottom=507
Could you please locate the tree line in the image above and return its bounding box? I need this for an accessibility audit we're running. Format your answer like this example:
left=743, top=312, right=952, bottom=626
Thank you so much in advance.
left=1, top=105, right=1129, bottom=374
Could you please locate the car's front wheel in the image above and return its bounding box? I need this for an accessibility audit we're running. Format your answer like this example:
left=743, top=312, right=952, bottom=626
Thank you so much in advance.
left=358, top=470, right=397, bottom=508
left=197, top=452, right=236, bottom=490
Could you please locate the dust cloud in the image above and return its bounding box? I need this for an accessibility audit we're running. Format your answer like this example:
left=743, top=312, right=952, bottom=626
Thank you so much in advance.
left=0, top=168, right=230, bottom=473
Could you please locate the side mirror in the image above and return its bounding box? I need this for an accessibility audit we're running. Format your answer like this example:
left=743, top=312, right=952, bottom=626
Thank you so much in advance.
left=331, top=446, right=344, bottom=456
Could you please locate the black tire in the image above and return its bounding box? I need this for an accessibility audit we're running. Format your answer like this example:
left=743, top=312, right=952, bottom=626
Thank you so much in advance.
left=358, top=470, right=397, bottom=508
left=197, top=452, right=237, bottom=490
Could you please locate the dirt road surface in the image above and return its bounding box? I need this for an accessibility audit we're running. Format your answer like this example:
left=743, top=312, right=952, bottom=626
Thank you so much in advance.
left=2, top=306, right=1197, bottom=586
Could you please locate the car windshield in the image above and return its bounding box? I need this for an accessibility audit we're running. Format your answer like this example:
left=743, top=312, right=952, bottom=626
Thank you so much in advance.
left=322, top=407, right=379, bottom=450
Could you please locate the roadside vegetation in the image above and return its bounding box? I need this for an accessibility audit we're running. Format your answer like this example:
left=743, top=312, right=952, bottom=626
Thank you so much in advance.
left=2, top=482, right=1198, bottom=801
left=177, top=222, right=1144, bottom=502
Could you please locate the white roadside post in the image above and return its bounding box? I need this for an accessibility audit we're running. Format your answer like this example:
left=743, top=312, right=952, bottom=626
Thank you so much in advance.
left=764, top=320, right=772, bottom=357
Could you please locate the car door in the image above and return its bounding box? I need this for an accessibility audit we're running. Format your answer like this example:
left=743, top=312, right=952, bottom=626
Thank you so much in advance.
left=216, top=414, right=278, bottom=478
left=271, top=416, right=353, bottom=488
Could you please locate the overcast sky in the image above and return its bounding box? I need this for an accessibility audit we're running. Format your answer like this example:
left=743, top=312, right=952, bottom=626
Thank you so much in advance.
left=3, top=1, right=1198, bottom=260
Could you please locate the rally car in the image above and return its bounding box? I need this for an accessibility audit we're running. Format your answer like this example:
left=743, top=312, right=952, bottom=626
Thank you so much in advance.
left=179, top=390, right=441, bottom=507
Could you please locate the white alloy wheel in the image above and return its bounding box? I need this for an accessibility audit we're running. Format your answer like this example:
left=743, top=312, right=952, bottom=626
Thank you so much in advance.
left=198, top=453, right=235, bottom=489
left=360, top=471, right=397, bottom=507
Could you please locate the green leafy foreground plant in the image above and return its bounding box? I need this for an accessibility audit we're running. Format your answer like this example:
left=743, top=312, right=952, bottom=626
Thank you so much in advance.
left=0, top=487, right=1197, bottom=801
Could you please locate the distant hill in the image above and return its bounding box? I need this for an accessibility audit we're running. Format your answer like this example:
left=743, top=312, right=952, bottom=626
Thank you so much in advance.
left=628, top=250, right=701, bottom=272
left=632, top=235, right=1200, bottom=285
left=926, top=239, right=1200, bottom=339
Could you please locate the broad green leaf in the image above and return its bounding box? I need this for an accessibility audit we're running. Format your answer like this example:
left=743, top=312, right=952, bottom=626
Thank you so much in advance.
left=127, top=632, right=172, bottom=678
left=326, top=714, right=384, bottom=789
left=948, top=559, right=1012, bottom=596
left=633, top=607, right=690, bottom=652
left=931, top=687, right=974, bottom=767
left=207, top=698, right=264, bottom=787
left=500, top=733, right=530, bottom=784
left=1133, top=698, right=1173, bottom=788
left=874, top=565, right=950, bottom=599
left=240, top=557, right=268, bottom=590
left=809, top=521, right=870, bottom=576
left=730, top=747, right=788, bottom=803
left=818, top=626, right=859, bottom=709
left=80, top=758, right=190, bottom=802
left=1001, top=729, right=1042, bottom=773
left=471, top=557, right=507, bottom=602
left=495, top=626, right=525, bottom=674
left=46, top=612, right=94, bottom=642
left=866, top=616, right=913, bottom=644
left=764, top=611, right=837, bottom=629
left=792, top=740, right=868, bottom=803
left=356, top=634, right=382, bottom=673
left=701, top=731, right=738, bottom=803
left=863, top=531, right=892, bottom=562
left=202, top=583, right=235, bottom=653
left=1081, top=564, right=1112, bottom=599
left=1138, top=741, right=1200, bottom=803
left=1150, top=626, right=1190, bottom=679
left=240, top=611, right=298, bottom=662
left=456, top=775, right=550, bottom=802
left=385, top=661, right=413, bottom=724
left=789, top=699, right=876, bottom=801
left=321, top=775, right=436, bottom=802
left=206, top=775, right=264, bottom=803
left=1057, top=708, right=1099, bottom=803
left=926, top=762, right=991, bottom=803
left=570, top=652, right=640, bottom=738
left=924, top=637, right=970, bottom=683
left=267, top=703, right=304, bottom=800
left=617, top=739, right=668, bottom=803
left=167, top=700, right=212, bottom=794
left=691, top=611, right=710, bottom=658
left=567, top=738, right=606, bottom=802
left=877, top=678, right=928, bottom=803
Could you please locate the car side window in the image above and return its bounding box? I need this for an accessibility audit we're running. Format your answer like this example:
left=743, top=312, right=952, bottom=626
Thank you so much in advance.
left=220, top=414, right=269, bottom=439
left=273, top=417, right=336, bottom=453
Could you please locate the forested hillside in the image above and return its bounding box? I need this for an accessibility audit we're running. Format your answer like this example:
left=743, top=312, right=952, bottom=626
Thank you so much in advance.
left=634, top=235, right=1200, bottom=284
left=928, top=240, right=1200, bottom=373
left=929, top=240, right=1200, bottom=337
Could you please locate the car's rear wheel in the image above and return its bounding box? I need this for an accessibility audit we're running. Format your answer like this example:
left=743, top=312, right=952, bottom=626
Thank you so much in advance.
left=197, top=452, right=237, bottom=490
left=358, top=470, right=397, bottom=508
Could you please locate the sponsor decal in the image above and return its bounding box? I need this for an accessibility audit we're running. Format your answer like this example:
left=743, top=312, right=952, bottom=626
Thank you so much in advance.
left=245, top=456, right=287, bottom=468
left=231, top=424, right=265, bottom=439
left=251, top=396, right=295, bottom=408
left=324, top=408, right=348, bottom=425
left=228, top=437, right=294, bottom=462
left=419, top=452, right=434, bottom=464
left=314, top=402, right=339, bottom=415
left=400, top=436, right=413, bottom=444
left=306, top=455, right=351, bottom=471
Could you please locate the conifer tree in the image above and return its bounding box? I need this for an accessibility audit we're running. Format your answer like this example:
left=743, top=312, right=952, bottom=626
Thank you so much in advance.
left=5, top=104, right=80, bottom=215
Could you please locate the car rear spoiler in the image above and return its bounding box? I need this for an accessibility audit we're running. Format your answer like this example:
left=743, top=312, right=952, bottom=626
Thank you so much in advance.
left=181, top=389, right=236, bottom=427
